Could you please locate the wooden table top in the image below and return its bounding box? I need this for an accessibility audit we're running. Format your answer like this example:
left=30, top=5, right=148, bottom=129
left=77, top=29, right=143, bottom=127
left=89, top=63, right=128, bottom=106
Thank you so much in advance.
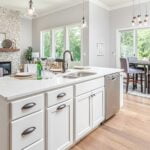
left=130, top=60, right=150, bottom=66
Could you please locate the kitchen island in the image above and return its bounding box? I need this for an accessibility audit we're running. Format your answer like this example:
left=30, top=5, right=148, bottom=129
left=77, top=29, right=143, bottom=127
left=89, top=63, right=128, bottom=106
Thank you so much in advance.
left=0, top=67, right=123, bottom=150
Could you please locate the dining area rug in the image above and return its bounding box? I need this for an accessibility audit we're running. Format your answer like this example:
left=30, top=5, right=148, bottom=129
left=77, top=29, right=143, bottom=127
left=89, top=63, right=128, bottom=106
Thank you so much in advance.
left=123, top=84, right=150, bottom=99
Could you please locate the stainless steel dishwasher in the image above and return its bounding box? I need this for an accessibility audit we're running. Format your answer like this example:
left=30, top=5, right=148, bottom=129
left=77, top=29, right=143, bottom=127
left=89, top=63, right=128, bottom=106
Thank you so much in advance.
left=105, top=73, right=120, bottom=120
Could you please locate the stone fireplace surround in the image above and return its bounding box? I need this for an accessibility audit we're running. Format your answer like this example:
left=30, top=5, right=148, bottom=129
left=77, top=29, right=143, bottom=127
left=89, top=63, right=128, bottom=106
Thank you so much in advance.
left=0, top=7, right=21, bottom=73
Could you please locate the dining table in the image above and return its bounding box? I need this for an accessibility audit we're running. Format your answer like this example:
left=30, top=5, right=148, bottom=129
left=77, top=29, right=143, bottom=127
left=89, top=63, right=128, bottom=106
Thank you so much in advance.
left=129, top=60, right=150, bottom=94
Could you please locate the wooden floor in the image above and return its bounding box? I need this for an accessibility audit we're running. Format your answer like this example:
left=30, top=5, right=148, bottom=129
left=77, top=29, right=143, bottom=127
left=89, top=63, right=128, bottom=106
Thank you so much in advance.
left=71, top=95, right=150, bottom=150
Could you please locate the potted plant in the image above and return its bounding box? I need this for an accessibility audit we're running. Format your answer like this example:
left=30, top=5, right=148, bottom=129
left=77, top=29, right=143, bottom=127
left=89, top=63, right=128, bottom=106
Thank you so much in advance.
left=25, top=47, right=33, bottom=63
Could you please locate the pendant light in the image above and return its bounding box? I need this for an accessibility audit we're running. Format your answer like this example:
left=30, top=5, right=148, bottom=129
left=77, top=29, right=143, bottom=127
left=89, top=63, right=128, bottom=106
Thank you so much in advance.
left=144, top=3, right=149, bottom=26
left=28, top=0, right=37, bottom=17
left=137, top=0, right=142, bottom=26
left=132, top=0, right=136, bottom=26
left=131, top=0, right=149, bottom=26
left=81, top=0, right=87, bottom=28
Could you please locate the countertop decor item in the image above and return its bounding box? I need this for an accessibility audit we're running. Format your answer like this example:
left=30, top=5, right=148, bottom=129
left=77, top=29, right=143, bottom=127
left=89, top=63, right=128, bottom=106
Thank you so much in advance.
left=25, top=47, right=33, bottom=63
left=15, top=72, right=33, bottom=77
left=2, top=39, right=13, bottom=48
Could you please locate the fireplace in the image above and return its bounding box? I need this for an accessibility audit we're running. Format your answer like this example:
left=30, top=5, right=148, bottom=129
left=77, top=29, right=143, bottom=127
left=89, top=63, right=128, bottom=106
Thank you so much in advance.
left=0, top=62, right=11, bottom=76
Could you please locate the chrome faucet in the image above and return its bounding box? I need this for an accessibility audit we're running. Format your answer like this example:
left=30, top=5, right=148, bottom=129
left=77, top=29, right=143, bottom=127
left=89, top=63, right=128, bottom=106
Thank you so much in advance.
left=63, top=50, right=74, bottom=73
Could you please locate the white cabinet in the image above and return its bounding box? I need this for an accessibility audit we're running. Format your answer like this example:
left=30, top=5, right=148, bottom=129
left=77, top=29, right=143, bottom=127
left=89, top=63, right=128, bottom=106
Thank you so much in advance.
left=91, top=88, right=105, bottom=128
left=47, top=100, right=73, bottom=150
left=23, top=139, right=44, bottom=150
left=75, top=92, right=92, bottom=140
left=75, top=87, right=105, bottom=141
left=11, top=111, right=44, bottom=150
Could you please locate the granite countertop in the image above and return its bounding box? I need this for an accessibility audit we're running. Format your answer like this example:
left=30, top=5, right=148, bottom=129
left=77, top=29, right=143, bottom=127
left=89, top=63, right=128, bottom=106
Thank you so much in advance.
left=0, top=67, right=123, bottom=101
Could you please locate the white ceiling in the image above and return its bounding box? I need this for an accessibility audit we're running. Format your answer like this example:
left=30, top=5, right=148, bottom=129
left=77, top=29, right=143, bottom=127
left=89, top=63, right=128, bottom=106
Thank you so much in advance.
left=100, top=0, right=132, bottom=7
left=0, top=0, right=150, bottom=17
left=0, top=0, right=82, bottom=16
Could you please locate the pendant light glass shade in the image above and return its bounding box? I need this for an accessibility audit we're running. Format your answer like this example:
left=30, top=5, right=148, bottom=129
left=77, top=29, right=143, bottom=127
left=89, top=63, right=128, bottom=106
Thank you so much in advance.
left=27, top=0, right=37, bottom=17
left=81, top=17, right=87, bottom=28
left=81, top=0, right=87, bottom=29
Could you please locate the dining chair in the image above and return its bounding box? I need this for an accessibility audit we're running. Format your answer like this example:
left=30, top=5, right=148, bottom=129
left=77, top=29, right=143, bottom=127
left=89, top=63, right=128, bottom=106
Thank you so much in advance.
left=0, top=68, right=3, bottom=77
left=120, top=58, right=145, bottom=93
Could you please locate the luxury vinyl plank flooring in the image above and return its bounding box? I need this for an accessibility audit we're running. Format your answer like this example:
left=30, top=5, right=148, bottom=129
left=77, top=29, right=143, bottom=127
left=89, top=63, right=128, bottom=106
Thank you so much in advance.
left=71, top=95, right=150, bottom=150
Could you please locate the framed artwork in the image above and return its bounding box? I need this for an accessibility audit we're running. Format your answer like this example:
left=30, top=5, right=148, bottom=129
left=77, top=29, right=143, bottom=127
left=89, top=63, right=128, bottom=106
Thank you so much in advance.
left=0, top=32, right=6, bottom=48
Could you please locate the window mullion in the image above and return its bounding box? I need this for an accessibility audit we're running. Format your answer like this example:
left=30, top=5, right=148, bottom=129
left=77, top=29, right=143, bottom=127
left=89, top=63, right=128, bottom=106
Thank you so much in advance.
left=65, top=27, right=69, bottom=50
left=40, top=32, right=43, bottom=58
left=135, top=29, right=138, bottom=57
left=52, top=30, right=55, bottom=58
left=133, top=29, right=136, bottom=56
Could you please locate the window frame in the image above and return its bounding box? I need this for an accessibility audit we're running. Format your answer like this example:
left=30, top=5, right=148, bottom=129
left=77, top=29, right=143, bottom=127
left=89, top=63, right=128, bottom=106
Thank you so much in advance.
left=116, top=26, right=150, bottom=67
left=40, top=23, right=83, bottom=63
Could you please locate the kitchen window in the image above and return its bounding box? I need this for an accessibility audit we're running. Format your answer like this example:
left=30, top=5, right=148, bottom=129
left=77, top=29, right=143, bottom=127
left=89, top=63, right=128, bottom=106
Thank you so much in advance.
left=41, top=24, right=82, bottom=62
left=41, top=31, right=52, bottom=58
left=119, top=28, right=150, bottom=59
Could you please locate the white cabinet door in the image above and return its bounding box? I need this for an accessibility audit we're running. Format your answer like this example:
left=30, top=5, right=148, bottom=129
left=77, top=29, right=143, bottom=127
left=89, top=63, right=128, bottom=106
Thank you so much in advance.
left=92, top=88, right=105, bottom=128
left=75, top=92, right=92, bottom=141
left=47, top=100, right=73, bottom=150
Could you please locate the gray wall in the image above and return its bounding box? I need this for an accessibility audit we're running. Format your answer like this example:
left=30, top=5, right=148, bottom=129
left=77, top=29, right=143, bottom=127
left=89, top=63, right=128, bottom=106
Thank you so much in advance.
left=32, top=2, right=110, bottom=67
left=32, top=3, right=89, bottom=65
left=20, top=18, right=32, bottom=63
left=109, top=2, right=150, bottom=67
left=89, top=2, right=110, bottom=67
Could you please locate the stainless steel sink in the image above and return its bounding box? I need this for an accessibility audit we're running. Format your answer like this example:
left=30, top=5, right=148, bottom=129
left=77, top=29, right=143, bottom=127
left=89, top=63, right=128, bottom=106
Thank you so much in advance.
left=63, top=71, right=96, bottom=79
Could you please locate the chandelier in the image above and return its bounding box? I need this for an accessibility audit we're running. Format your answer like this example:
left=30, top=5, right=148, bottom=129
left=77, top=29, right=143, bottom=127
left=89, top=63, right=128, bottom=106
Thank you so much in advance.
left=131, top=0, right=149, bottom=26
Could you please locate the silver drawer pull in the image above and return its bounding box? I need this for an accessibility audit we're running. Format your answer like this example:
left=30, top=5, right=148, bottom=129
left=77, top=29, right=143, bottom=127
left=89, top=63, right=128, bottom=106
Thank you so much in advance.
left=22, top=102, right=36, bottom=110
left=57, top=93, right=66, bottom=99
left=57, top=104, right=66, bottom=111
left=22, top=127, right=36, bottom=136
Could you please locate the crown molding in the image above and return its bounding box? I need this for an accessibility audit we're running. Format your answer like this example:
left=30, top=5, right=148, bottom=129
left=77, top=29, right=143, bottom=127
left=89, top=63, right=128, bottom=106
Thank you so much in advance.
left=32, top=0, right=110, bottom=19
left=33, top=1, right=83, bottom=19
left=6, top=0, right=150, bottom=20
left=110, top=0, right=150, bottom=11
left=89, top=0, right=110, bottom=10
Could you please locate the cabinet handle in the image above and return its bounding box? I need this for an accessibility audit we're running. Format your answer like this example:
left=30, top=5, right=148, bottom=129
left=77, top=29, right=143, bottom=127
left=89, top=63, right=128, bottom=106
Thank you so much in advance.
left=57, top=104, right=66, bottom=111
left=57, top=93, right=66, bottom=99
left=22, top=102, right=36, bottom=110
left=22, top=127, right=36, bottom=136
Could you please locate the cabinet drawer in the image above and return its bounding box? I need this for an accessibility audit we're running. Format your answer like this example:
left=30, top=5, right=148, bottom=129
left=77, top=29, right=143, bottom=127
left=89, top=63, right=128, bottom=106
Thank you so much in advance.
left=11, top=94, right=44, bottom=120
left=46, top=86, right=73, bottom=107
left=11, top=111, right=44, bottom=150
left=75, top=78, right=104, bottom=96
left=23, top=139, right=44, bottom=150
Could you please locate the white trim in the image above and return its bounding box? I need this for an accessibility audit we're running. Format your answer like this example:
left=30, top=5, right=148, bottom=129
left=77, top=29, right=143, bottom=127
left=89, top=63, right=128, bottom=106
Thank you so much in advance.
left=33, top=1, right=83, bottom=19
left=89, top=0, right=110, bottom=10
left=110, top=0, right=150, bottom=10
left=116, top=29, right=121, bottom=68
left=21, top=0, right=110, bottom=20
left=116, top=26, right=150, bottom=67
left=117, top=25, right=150, bottom=32
left=40, top=23, right=82, bottom=63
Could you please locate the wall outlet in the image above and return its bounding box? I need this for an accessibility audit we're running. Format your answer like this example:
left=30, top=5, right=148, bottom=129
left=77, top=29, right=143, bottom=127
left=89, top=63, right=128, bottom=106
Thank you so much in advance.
left=97, top=43, right=104, bottom=56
